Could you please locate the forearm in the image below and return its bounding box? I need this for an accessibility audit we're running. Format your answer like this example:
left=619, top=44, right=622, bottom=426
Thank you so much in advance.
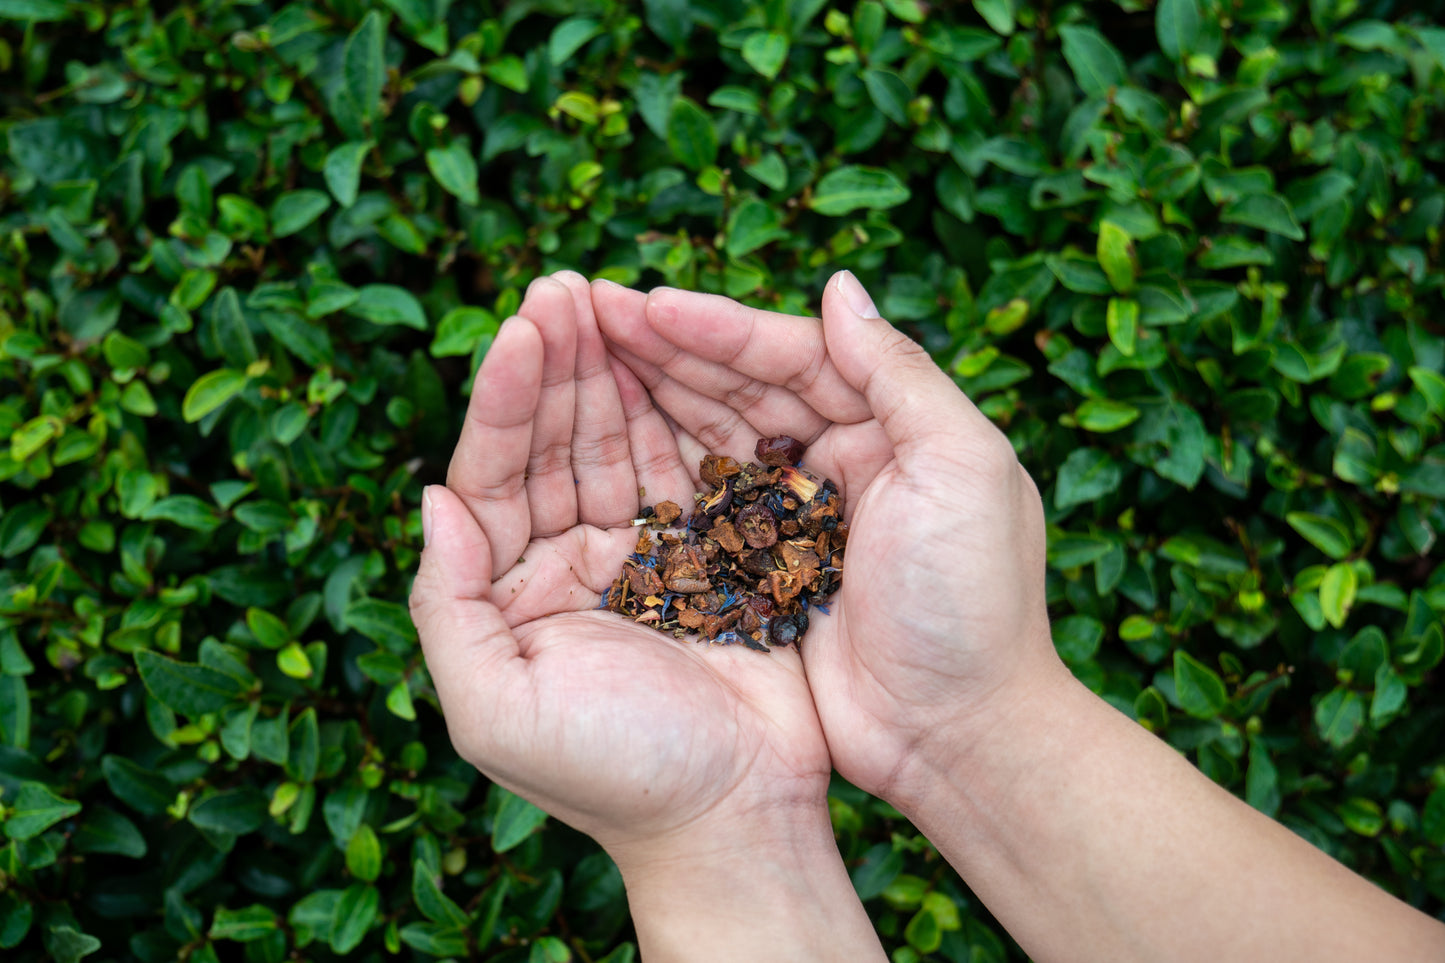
left=896, top=660, right=1445, bottom=963
left=611, top=801, right=887, bottom=962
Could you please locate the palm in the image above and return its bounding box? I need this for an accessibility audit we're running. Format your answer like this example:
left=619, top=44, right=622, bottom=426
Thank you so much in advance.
left=410, top=274, right=829, bottom=851
left=593, top=274, right=1053, bottom=797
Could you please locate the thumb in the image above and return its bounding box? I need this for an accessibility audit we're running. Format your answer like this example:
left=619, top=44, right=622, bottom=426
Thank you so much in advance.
left=410, top=485, right=521, bottom=726
left=821, top=270, right=1001, bottom=456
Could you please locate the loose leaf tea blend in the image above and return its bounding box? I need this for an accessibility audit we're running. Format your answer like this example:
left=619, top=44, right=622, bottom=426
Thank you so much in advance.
left=603, top=436, right=846, bottom=652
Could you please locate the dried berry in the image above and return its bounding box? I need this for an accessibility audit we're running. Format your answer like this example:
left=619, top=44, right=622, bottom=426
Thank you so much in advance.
left=737, top=504, right=779, bottom=549
left=756, top=434, right=806, bottom=467
left=603, top=436, right=843, bottom=653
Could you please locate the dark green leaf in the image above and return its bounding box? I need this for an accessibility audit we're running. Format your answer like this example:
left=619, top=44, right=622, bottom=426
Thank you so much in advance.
left=135, top=649, right=248, bottom=717
left=1174, top=651, right=1228, bottom=719
left=3, top=783, right=80, bottom=839
left=426, top=142, right=480, bottom=207
left=1059, top=25, right=1126, bottom=96
left=1054, top=448, right=1123, bottom=509
left=809, top=165, right=911, bottom=215
left=666, top=98, right=718, bottom=171
left=492, top=788, right=548, bottom=853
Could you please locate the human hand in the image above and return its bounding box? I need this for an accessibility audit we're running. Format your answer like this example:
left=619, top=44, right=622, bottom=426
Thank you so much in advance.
left=409, top=273, right=885, bottom=959
left=593, top=271, right=1070, bottom=808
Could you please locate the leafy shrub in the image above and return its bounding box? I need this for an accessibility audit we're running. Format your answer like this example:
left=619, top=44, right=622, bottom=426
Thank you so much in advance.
left=2, top=0, right=1444, bottom=960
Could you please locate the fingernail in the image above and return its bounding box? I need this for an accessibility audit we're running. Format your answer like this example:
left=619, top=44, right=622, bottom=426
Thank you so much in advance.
left=837, top=270, right=880, bottom=318
left=594, top=277, right=624, bottom=290
left=421, top=486, right=435, bottom=548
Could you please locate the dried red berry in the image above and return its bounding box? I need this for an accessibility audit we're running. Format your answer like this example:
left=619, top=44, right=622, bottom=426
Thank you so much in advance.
left=737, top=504, right=779, bottom=549
left=756, top=435, right=806, bottom=467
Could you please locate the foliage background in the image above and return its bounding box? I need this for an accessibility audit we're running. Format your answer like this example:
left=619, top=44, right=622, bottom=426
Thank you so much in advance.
left=2, top=0, right=1445, bottom=960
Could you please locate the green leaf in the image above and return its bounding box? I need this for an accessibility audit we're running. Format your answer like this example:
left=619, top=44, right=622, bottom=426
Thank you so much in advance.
left=135, top=649, right=248, bottom=717
left=666, top=98, right=718, bottom=172
left=431, top=306, right=497, bottom=357
left=0, top=0, right=69, bottom=21
left=346, top=598, right=419, bottom=651
left=492, top=788, right=548, bottom=852
left=1220, top=194, right=1305, bottom=240
left=0, top=502, right=52, bottom=558
left=1075, top=398, right=1140, bottom=432
left=1053, top=615, right=1103, bottom=663
left=181, top=368, right=247, bottom=423
left=348, top=285, right=427, bottom=330
left=741, top=31, right=789, bottom=80
left=399, top=922, right=470, bottom=956
left=905, top=906, right=943, bottom=953
left=1422, top=787, right=1445, bottom=845
left=43, top=927, right=101, bottom=963
left=346, top=824, right=382, bottom=882
left=862, top=67, right=910, bottom=125
left=1408, top=365, right=1445, bottom=415
left=1096, top=220, right=1136, bottom=293
left=1054, top=448, right=1122, bottom=509
left=1318, top=562, right=1357, bottom=629
left=1059, top=25, right=1127, bottom=97
left=189, top=788, right=266, bottom=834
left=851, top=842, right=903, bottom=900
left=809, top=165, right=911, bottom=216
left=1245, top=736, right=1280, bottom=816
left=1174, top=651, right=1228, bottom=719
left=344, top=11, right=387, bottom=127
left=287, top=708, right=320, bottom=783
left=270, top=189, right=331, bottom=238
left=1105, top=297, right=1139, bottom=357
left=644, top=0, right=694, bottom=47
left=1314, top=687, right=1364, bottom=748
left=1337, top=797, right=1383, bottom=837
left=549, top=17, right=602, bottom=65
left=330, top=884, right=378, bottom=954
left=210, top=905, right=279, bottom=942
left=3, top=783, right=80, bottom=839
left=426, top=142, right=480, bottom=207
left=323, top=141, right=372, bottom=207
left=143, top=495, right=223, bottom=534
left=1285, top=511, right=1354, bottom=560
left=247, top=608, right=290, bottom=650
left=725, top=198, right=789, bottom=258
left=1156, top=0, right=1201, bottom=62
left=413, top=860, right=470, bottom=928
left=972, top=0, right=1014, bottom=35
left=72, top=806, right=146, bottom=857
left=101, top=755, right=174, bottom=815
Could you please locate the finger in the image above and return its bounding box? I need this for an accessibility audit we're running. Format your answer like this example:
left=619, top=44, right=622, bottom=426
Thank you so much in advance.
left=410, top=485, right=524, bottom=750
left=593, top=278, right=840, bottom=438
left=551, top=271, right=637, bottom=527
left=607, top=340, right=762, bottom=461
left=821, top=270, right=1007, bottom=462
left=639, top=282, right=872, bottom=425
left=608, top=355, right=698, bottom=508
left=446, top=317, right=541, bottom=575
left=519, top=277, right=580, bottom=538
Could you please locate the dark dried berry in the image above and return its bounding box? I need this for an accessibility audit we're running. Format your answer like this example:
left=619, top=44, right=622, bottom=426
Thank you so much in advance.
left=768, top=612, right=808, bottom=647
left=756, top=435, right=806, bottom=467
left=737, top=504, right=779, bottom=549
left=700, top=479, right=734, bottom=518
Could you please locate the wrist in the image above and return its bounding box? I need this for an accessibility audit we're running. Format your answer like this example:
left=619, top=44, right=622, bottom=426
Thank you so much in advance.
left=886, top=651, right=1083, bottom=820
left=611, top=797, right=886, bottom=962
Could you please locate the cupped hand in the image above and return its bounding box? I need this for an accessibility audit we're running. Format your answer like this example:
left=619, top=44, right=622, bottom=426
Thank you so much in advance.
left=408, top=273, right=832, bottom=861
left=593, top=272, right=1069, bottom=805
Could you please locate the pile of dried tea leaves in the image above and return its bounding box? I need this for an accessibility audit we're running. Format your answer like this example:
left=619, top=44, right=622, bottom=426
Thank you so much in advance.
left=603, top=436, right=846, bottom=652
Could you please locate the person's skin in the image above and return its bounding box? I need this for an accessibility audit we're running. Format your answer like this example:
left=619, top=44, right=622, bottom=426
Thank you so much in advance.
left=594, top=269, right=1445, bottom=963
left=407, top=272, right=887, bottom=961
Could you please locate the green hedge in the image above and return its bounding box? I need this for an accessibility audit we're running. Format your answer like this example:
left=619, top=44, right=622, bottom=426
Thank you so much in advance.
left=2, top=0, right=1444, bottom=960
